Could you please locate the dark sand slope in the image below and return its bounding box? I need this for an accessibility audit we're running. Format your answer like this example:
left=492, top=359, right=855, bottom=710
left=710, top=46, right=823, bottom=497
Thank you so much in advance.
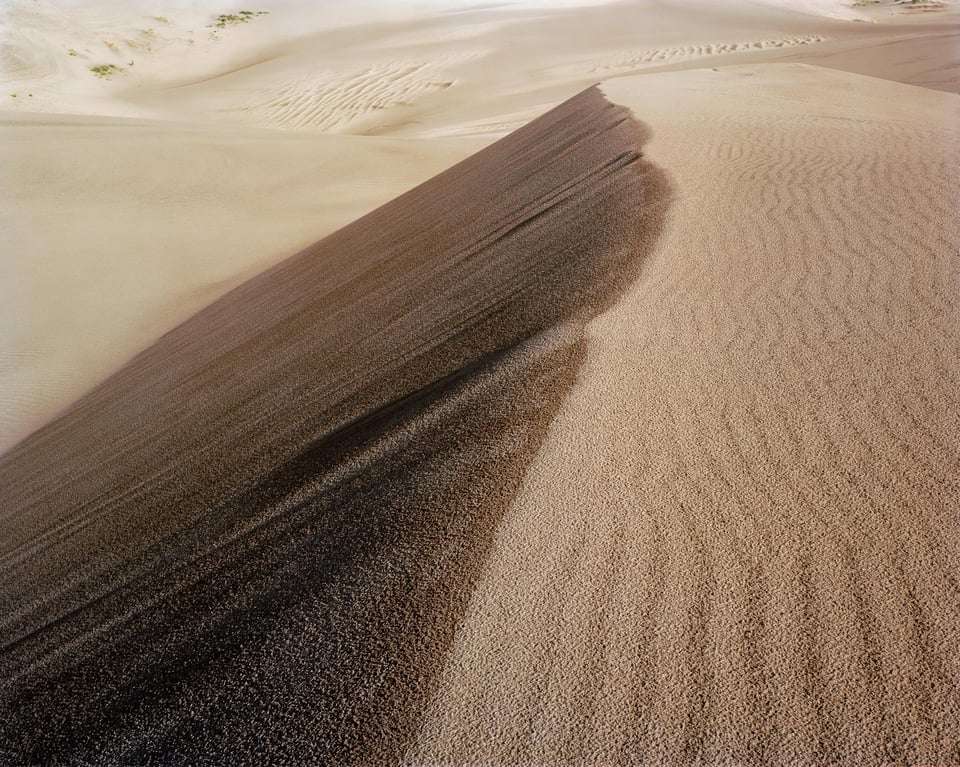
left=0, top=87, right=666, bottom=764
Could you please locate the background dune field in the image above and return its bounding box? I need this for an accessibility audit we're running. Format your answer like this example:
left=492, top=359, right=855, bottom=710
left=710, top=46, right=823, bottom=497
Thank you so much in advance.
left=2, top=0, right=959, bottom=451
left=1, top=0, right=959, bottom=764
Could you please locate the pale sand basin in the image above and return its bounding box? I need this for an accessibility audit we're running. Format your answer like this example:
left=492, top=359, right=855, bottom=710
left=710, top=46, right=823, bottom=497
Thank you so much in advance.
left=411, top=65, right=960, bottom=764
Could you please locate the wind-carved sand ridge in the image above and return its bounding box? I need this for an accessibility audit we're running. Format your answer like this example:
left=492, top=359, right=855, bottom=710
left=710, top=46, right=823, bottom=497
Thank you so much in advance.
left=2, top=1, right=959, bottom=764
left=0, top=87, right=668, bottom=765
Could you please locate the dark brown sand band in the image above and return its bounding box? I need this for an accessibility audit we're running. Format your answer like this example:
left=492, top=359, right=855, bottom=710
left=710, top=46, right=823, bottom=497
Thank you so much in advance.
left=0, top=87, right=668, bottom=764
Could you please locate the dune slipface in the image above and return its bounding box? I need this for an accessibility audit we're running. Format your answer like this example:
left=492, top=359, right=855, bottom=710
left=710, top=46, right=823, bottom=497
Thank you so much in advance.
left=0, top=87, right=666, bottom=765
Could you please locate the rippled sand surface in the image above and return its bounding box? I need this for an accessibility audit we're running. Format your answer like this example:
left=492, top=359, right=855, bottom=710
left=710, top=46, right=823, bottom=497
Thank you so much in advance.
left=412, top=65, right=960, bottom=765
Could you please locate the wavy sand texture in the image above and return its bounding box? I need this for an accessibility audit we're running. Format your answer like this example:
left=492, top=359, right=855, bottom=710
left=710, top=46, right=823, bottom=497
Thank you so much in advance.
left=410, top=65, right=960, bottom=765
left=241, top=60, right=461, bottom=133
left=0, top=87, right=667, bottom=765
left=586, top=34, right=829, bottom=75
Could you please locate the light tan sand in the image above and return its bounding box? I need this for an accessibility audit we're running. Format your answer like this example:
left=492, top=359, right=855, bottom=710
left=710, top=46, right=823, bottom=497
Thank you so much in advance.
left=0, top=117, right=488, bottom=450
left=3, top=0, right=957, bottom=451
left=410, top=64, right=960, bottom=764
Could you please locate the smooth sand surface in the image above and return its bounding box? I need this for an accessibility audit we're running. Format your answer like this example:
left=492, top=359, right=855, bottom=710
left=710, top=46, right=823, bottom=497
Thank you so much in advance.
left=0, top=116, right=488, bottom=451
left=2, top=0, right=959, bottom=764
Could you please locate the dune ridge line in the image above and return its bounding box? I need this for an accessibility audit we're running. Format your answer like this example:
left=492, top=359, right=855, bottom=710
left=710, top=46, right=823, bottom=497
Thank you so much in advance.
left=0, top=86, right=669, bottom=765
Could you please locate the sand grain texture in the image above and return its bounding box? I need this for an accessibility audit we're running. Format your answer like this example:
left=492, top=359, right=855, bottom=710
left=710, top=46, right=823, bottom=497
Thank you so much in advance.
left=2, top=1, right=959, bottom=765
left=4, top=0, right=959, bottom=447
left=410, top=65, right=960, bottom=766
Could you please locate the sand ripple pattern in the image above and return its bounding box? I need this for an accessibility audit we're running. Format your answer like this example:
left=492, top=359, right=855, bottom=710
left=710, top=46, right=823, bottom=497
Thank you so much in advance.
left=590, top=35, right=827, bottom=74
left=411, top=70, right=960, bottom=765
left=243, top=61, right=459, bottom=132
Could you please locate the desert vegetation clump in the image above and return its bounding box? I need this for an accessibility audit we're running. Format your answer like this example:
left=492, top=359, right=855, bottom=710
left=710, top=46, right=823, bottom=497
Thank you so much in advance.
left=211, top=10, right=269, bottom=29
left=125, top=29, right=155, bottom=51
left=90, top=64, right=125, bottom=79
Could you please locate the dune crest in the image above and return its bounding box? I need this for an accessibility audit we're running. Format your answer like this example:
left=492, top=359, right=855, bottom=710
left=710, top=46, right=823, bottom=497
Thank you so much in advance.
left=0, top=86, right=668, bottom=765
left=2, top=1, right=958, bottom=764
left=4, top=0, right=958, bottom=458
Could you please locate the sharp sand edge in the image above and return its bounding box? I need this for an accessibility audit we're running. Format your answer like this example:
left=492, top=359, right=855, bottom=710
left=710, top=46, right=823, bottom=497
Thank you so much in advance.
left=0, top=87, right=668, bottom=765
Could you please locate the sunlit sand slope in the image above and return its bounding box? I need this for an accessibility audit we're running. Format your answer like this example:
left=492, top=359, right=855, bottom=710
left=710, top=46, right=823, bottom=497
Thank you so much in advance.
left=411, top=65, right=960, bottom=766
left=0, top=87, right=667, bottom=765
left=3, top=0, right=957, bottom=456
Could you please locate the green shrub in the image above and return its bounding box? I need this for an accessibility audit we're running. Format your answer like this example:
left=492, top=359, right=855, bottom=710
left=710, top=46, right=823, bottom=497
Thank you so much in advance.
left=211, top=10, right=268, bottom=28
left=90, top=64, right=125, bottom=79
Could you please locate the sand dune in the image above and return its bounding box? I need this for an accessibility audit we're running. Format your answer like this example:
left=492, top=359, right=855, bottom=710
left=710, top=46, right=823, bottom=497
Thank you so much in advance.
left=0, top=115, right=488, bottom=452
left=2, top=0, right=959, bottom=764
left=410, top=64, right=960, bottom=765
left=3, top=0, right=958, bottom=452
left=0, top=87, right=666, bottom=765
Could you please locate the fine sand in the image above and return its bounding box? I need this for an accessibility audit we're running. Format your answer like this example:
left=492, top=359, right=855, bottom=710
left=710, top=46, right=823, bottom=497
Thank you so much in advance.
left=2, top=0, right=959, bottom=764
left=411, top=64, right=960, bottom=764
left=0, top=116, right=488, bottom=451
left=0, top=87, right=664, bottom=764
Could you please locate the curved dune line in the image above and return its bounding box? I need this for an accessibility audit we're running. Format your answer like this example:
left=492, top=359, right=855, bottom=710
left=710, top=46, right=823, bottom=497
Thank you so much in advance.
left=0, top=86, right=669, bottom=765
